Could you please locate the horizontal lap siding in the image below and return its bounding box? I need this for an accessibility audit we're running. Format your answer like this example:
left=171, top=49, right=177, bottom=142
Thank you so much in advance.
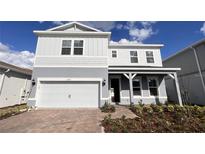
left=108, top=48, right=162, bottom=67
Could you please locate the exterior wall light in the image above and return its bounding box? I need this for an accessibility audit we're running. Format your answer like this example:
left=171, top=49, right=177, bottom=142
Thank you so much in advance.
left=102, top=79, right=106, bottom=86
left=32, top=79, right=36, bottom=86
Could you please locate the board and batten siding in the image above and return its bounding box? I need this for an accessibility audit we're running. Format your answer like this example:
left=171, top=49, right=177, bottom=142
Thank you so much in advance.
left=34, top=35, right=109, bottom=67
left=35, top=36, right=108, bottom=56
left=108, top=47, right=163, bottom=67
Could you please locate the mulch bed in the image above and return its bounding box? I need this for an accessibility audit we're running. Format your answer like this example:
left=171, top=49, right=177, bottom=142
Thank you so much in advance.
left=101, top=104, right=205, bottom=133
left=0, top=104, right=28, bottom=120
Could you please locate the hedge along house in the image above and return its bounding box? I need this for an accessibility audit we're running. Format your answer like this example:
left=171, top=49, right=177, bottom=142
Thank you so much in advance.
left=0, top=61, right=32, bottom=108
left=28, top=21, right=182, bottom=108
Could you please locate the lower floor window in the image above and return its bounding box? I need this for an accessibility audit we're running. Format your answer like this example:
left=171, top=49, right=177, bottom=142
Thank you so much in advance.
left=148, top=78, right=158, bottom=96
left=133, top=79, right=141, bottom=96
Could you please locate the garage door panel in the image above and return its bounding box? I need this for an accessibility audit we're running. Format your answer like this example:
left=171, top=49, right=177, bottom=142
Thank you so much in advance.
left=37, top=81, right=99, bottom=108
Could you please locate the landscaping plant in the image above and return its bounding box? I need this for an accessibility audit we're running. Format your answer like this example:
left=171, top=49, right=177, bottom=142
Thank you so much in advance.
left=102, top=103, right=205, bottom=133
left=100, top=102, right=115, bottom=113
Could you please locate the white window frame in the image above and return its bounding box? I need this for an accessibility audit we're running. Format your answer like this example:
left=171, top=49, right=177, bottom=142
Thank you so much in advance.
left=132, top=77, right=142, bottom=97
left=147, top=76, right=159, bottom=97
left=130, top=51, right=138, bottom=63
left=73, top=39, right=84, bottom=56
left=61, top=40, right=72, bottom=55
left=112, top=50, right=117, bottom=58
left=146, top=51, right=154, bottom=63
left=61, top=39, right=85, bottom=56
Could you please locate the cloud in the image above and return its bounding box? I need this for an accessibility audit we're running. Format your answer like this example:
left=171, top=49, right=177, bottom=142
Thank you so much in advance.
left=38, top=21, right=66, bottom=26
left=200, top=22, right=205, bottom=35
left=114, top=21, right=157, bottom=43
left=52, top=21, right=65, bottom=26
left=80, top=21, right=116, bottom=31
left=116, top=23, right=124, bottom=29
left=129, top=27, right=154, bottom=42
left=110, top=38, right=140, bottom=44
left=0, top=42, right=34, bottom=68
left=0, top=42, right=10, bottom=52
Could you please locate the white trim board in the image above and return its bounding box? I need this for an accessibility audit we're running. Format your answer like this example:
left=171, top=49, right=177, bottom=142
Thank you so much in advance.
left=33, top=65, right=108, bottom=68
left=121, top=96, right=167, bottom=99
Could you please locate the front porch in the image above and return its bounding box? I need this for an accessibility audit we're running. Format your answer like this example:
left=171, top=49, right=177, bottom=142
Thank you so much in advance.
left=108, top=67, right=182, bottom=106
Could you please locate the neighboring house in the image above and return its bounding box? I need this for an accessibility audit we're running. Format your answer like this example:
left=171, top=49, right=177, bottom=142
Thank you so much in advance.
left=28, top=21, right=181, bottom=108
left=0, top=61, right=32, bottom=108
left=163, top=39, right=205, bottom=105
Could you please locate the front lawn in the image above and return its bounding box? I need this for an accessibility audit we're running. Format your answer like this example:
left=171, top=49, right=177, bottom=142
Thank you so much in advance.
left=0, top=104, right=28, bottom=120
left=101, top=104, right=205, bottom=133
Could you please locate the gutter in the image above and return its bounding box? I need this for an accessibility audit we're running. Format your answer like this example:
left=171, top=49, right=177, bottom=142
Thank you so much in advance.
left=191, top=46, right=205, bottom=96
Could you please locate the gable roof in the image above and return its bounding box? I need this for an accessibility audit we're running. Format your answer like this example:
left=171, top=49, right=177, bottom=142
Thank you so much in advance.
left=47, top=21, right=102, bottom=32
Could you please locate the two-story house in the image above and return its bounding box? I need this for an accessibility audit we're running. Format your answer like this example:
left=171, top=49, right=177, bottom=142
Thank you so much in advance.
left=28, top=21, right=182, bottom=108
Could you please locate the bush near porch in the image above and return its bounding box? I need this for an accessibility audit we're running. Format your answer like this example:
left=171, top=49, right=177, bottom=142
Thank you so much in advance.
left=0, top=104, right=28, bottom=120
left=101, top=104, right=205, bottom=133
left=100, top=102, right=116, bottom=113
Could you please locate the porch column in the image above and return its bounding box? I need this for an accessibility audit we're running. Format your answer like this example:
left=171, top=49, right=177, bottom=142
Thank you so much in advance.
left=173, top=72, right=183, bottom=106
left=129, top=73, right=134, bottom=105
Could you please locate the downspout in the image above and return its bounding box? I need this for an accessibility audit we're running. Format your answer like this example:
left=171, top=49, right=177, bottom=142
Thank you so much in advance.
left=0, top=69, right=10, bottom=95
left=191, top=46, right=205, bottom=96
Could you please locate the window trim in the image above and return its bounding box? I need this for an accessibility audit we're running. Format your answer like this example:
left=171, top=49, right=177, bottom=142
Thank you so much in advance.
left=73, top=40, right=84, bottom=56
left=61, top=40, right=72, bottom=55
left=133, top=76, right=142, bottom=97
left=130, top=51, right=138, bottom=63
left=61, top=39, right=85, bottom=56
left=147, top=76, right=159, bottom=97
left=112, top=50, right=117, bottom=58
left=146, top=51, right=154, bottom=63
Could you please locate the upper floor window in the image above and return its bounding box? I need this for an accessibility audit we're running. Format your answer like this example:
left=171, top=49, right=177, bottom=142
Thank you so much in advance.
left=74, top=40, right=84, bottom=55
left=146, top=51, right=154, bottom=63
left=133, top=78, right=141, bottom=96
left=130, top=51, right=138, bottom=63
left=112, top=50, right=117, bottom=58
left=148, top=78, right=158, bottom=96
left=61, top=40, right=71, bottom=55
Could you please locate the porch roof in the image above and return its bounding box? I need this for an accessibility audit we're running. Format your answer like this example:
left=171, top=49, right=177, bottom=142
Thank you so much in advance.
left=108, top=66, right=181, bottom=74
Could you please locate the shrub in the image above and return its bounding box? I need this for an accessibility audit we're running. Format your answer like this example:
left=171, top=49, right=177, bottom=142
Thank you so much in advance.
left=142, top=105, right=153, bottom=113
left=166, top=105, right=175, bottom=112
left=100, top=102, right=115, bottom=113
left=150, top=104, right=163, bottom=113
left=130, top=104, right=143, bottom=115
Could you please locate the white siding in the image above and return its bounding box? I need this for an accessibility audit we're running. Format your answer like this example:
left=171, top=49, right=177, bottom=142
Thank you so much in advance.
left=34, top=56, right=108, bottom=67
left=108, top=48, right=163, bottom=67
left=36, top=36, right=108, bottom=57
left=0, top=71, right=31, bottom=108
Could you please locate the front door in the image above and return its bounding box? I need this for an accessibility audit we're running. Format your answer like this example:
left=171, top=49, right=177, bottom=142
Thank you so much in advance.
left=111, top=78, right=120, bottom=102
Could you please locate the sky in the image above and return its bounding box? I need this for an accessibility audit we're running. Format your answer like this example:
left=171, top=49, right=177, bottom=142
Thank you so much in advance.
left=0, top=21, right=205, bottom=68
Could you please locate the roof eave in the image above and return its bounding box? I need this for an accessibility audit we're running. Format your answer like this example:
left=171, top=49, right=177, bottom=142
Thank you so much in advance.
left=33, top=30, right=111, bottom=36
left=109, top=43, right=164, bottom=48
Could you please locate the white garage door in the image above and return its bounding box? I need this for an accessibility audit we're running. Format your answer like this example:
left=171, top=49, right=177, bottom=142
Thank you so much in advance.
left=37, top=81, right=99, bottom=108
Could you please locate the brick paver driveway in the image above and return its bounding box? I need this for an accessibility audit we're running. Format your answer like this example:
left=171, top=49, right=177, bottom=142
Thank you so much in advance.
left=0, top=106, right=136, bottom=133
